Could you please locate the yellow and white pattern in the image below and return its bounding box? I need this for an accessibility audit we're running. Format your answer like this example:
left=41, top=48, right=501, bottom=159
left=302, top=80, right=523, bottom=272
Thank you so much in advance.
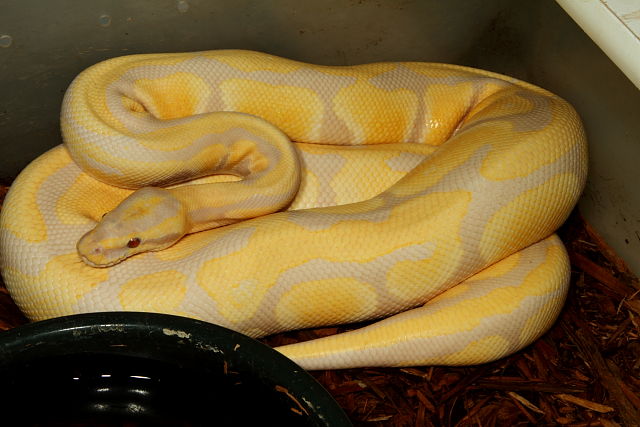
left=0, top=50, right=587, bottom=370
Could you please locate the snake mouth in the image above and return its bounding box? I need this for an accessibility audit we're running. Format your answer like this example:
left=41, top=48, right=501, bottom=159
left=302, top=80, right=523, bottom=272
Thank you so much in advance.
left=80, top=254, right=124, bottom=269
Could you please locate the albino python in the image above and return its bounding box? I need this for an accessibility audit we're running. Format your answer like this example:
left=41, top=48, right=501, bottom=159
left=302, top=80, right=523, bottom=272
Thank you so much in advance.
left=0, top=50, right=587, bottom=370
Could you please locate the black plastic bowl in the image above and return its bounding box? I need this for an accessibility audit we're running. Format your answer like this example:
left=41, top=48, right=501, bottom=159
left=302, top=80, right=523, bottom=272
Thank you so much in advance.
left=0, top=312, right=351, bottom=426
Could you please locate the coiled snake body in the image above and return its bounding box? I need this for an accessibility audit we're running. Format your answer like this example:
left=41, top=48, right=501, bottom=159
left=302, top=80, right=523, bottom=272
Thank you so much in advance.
left=0, top=50, right=587, bottom=369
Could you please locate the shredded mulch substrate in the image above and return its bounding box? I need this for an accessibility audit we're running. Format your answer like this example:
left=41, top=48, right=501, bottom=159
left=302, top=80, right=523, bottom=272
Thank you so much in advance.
left=0, top=180, right=638, bottom=426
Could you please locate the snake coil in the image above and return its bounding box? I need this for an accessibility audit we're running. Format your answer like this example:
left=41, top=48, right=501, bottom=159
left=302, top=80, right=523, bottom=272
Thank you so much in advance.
left=0, top=50, right=587, bottom=369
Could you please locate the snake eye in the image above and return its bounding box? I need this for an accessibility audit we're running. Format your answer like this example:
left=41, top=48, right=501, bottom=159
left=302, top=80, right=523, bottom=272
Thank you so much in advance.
left=127, top=237, right=141, bottom=249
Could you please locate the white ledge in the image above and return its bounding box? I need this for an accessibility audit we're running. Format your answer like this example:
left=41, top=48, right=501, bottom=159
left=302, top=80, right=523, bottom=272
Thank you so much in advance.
left=556, top=0, right=640, bottom=90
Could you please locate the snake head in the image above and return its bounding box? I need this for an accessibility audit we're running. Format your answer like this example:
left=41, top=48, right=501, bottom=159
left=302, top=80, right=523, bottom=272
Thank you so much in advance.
left=77, top=187, right=190, bottom=267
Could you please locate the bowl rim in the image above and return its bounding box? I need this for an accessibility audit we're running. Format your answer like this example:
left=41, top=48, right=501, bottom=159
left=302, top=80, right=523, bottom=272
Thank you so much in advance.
left=0, top=311, right=352, bottom=426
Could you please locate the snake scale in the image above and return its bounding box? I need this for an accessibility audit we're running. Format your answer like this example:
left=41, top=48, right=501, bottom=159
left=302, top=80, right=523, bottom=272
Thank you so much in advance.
left=0, top=50, right=587, bottom=370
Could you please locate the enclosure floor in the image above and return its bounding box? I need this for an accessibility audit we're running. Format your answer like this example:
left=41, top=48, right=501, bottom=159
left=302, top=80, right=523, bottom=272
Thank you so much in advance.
left=1, top=184, right=638, bottom=426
